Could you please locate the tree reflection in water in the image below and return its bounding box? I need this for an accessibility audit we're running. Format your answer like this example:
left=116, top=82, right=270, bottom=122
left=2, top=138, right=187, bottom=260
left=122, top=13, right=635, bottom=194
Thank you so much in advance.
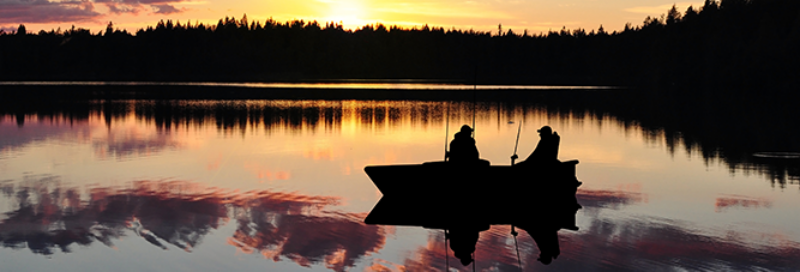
left=0, top=176, right=386, bottom=271
left=2, top=96, right=796, bottom=186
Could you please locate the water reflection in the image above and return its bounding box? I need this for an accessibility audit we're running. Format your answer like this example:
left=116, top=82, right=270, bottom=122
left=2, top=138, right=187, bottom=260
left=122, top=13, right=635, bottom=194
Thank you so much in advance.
left=1, top=96, right=799, bottom=271
left=398, top=213, right=800, bottom=271
left=575, top=187, right=646, bottom=210
left=0, top=176, right=660, bottom=271
left=0, top=176, right=385, bottom=271
left=715, top=195, right=772, bottom=212
left=0, top=81, right=612, bottom=90
left=227, top=190, right=385, bottom=270
left=0, top=116, right=94, bottom=154
left=94, top=129, right=181, bottom=159
left=1, top=97, right=796, bottom=187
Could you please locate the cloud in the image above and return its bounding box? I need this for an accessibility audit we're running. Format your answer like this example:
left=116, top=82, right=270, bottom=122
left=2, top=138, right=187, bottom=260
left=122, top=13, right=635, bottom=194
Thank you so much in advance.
left=95, top=0, right=187, bottom=15
left=0, top=0, right=101, bottom=24
left=0, top=25, right=17, bottom=32
left=152, top=4, right=181, bottom=14
left=0, top=0, right=191, bottom=25
left=103, top=1, right=142, bottom=14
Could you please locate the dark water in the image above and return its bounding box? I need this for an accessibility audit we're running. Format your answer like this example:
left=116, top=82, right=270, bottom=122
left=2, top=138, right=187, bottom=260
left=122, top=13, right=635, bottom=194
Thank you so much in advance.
left=1, top=85, right=799, bottom=271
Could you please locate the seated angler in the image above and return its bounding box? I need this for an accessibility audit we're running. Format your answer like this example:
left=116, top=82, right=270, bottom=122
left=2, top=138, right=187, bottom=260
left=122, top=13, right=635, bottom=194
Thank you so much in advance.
left=447, top=125, right=480, bottom=162
left=512, top=125, right=560, bottom=166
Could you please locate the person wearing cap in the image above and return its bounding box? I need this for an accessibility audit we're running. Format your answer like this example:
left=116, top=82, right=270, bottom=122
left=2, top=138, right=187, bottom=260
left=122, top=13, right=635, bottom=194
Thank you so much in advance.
left=447, top=125, right=480, bottom=162
left=513, top=125, right=560, bottom=165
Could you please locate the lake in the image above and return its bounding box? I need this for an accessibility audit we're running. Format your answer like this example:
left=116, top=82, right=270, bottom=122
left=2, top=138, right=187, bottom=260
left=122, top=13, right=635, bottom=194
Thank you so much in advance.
left=1, top=84, right=799, bottom=271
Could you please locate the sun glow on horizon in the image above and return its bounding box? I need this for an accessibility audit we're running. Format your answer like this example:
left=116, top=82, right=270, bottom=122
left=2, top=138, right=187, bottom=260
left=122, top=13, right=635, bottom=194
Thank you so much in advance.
left=320, top=0, right=368, bottom=26
left=0, top=0, right=707, bottom=35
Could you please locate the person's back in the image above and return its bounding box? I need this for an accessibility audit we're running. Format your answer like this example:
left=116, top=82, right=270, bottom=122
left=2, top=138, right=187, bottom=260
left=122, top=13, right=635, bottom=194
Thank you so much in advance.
left=516, top=126, right=560, bottom=166
left=530, top=130, right=560, bottom=163
left=448, top=125, right=479, bottom=162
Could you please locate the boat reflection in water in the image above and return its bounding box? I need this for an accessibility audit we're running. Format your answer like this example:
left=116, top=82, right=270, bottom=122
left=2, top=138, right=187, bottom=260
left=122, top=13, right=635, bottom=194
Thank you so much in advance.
left=364, top=128, right=583, bottom=268
left=0, top=177, right=387, bottom=271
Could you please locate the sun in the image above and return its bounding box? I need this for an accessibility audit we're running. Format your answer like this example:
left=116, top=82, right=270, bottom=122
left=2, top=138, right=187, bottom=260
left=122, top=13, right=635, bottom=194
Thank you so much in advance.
left=322, top=0, right=368, bottom=27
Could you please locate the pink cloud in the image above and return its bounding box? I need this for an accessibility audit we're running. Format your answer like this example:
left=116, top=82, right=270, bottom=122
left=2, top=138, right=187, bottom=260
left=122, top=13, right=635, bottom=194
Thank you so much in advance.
left=0, top=0, right=101, bottom=24
left=0, top=25, right=17, bottom=33
left=0, top=0, right=189, bottom=24
left=152, top=4, right=182, bottom=14
left=94, top=0, right=186, bottom=15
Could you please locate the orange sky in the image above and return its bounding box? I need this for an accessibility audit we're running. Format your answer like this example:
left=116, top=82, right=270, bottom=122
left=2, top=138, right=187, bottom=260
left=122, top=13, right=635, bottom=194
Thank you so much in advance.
left=1, top=0, right=704, bottom=34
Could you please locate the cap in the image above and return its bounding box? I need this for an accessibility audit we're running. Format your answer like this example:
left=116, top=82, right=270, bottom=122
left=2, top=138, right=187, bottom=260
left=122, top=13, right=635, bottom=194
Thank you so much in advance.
left=537, top=126, right=552, bottom=134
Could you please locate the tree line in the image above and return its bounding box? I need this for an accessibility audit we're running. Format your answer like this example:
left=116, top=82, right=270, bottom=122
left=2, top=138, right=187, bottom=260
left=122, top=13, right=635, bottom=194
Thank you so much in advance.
left=1, top=0, right=799, bottom=92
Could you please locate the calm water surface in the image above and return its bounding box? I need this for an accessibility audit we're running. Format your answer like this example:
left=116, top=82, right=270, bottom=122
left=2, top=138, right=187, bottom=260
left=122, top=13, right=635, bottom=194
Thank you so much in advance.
left=1, top=97, right=799, bottom=271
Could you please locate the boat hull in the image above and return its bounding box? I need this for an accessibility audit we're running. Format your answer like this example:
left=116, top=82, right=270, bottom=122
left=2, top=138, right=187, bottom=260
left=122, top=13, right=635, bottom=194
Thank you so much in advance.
left=364, top=160, right=582, bottom=229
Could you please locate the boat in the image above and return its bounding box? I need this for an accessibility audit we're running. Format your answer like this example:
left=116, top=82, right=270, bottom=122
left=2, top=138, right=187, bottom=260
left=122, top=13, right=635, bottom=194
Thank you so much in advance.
left=364, top=159, right=582, bottom=230
left=363, top=158, right=583, bottom=266
left=362, top=123, right=583, bottom=266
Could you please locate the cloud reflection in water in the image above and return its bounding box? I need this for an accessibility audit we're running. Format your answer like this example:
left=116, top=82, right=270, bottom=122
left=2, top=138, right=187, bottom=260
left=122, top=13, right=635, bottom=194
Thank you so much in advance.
left=391, top=188, right=800, bottom=271
left=93, top=130, right=181, bottom=159
left=0, top=176, right=386, bottom=271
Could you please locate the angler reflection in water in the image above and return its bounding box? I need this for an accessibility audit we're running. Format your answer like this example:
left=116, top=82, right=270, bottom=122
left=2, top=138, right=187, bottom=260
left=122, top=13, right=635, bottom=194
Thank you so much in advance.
left=448, top=224, right=490, bottom=266
left=446, top=221, right=567, bottom=266
left=364, top=125, right=582, bottom=267
left=444, top=124, right=490, bottom=265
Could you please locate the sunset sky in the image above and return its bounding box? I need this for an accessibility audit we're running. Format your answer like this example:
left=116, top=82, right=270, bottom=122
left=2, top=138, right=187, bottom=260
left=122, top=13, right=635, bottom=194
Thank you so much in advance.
left=1, top=0, right=704, bottom=34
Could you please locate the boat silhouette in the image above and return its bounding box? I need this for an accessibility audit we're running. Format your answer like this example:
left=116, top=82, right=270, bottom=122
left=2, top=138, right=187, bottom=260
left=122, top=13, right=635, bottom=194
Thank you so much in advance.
left=364, top=158, right=582, bottom=266
left=364, top=123, right=582, bottom=266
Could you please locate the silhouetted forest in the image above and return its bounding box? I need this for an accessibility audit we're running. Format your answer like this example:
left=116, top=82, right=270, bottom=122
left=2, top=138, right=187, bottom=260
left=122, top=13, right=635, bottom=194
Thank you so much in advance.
left=1, top=0, right=800, bottom=90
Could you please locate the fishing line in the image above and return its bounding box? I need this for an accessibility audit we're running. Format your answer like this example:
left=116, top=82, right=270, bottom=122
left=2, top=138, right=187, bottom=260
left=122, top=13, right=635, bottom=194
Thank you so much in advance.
left=472, top=66, right=477, bottom=138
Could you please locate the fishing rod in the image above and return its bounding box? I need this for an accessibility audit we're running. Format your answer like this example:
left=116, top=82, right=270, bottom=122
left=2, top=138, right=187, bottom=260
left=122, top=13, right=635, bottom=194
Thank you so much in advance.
left=511, top=121, right=522, bottom=165
left=444, top=229, right=450, bottom=271
left=511, top=121, right=523, bottom=271
left=472, top=91, right=477, bottom=138
left=443, top=103, right=451, bottom=272
left=444, top=102, right=450, bottom=161
left=472, top=100, right=476, bottom=138
left=511, top=226, right=523, bottom=271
